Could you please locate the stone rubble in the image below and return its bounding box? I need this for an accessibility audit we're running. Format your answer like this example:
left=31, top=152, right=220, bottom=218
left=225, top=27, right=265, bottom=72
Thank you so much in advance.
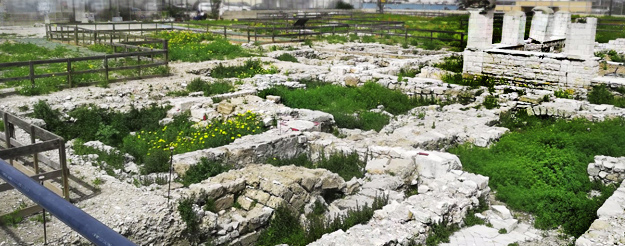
left=587, top=156, right=625, bottom=185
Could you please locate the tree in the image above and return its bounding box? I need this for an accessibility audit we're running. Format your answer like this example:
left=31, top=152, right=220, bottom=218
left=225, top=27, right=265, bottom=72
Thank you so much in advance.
left=210, top=0, right=221, bottom=19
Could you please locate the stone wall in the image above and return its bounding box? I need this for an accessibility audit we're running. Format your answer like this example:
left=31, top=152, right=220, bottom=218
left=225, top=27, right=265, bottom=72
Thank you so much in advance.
left=564, top=18, right=597, bottom=58
left=587, top=155, right=625, bottom=185
left=576, top=180, right=625, bottom=246
left=464, top=49, right=599, bottom=88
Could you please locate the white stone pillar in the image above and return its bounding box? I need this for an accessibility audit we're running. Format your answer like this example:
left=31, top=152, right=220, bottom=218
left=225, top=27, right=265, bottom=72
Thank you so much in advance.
left=466, top=10, right=494, bottom=50
left=550, top=11, right=571, bottom=40
left=529, top=10, right=554, bottom=43
left=501, top=11, right=526, bottom=46
left=564, top=18, right=598, bottom=58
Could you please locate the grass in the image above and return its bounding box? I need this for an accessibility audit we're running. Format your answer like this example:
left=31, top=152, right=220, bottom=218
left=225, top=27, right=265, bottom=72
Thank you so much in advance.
left=259, top=81, right=441, bottom=131
left=211, top=59, right=278, bottom=79
left=169, top=78, right=234, bottom=97
left=0, top=42, right=167, bottom=95
left=449, top=111, right=622, bottom=236
left=256, top=193, right=388, bottom=246
left=276, top=53, right=298, bottom=63
left=266, top=152, right=365, bottom=181
left=33, top=101, right=266, bottom=174
left=180, top=158, right=232, bottom=187
left=151, top=30, right=251, bottom=62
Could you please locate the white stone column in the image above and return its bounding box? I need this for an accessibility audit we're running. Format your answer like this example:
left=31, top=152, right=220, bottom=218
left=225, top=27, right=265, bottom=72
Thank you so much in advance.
left=529, top=10, right=554, bottom=43
left=466, top=10, right=494, bottom=50
left=501, top=11, right=526, bottom=46
left=550, top=11, right=571, bottom=40
left=564, top=18, right=598, bottom=58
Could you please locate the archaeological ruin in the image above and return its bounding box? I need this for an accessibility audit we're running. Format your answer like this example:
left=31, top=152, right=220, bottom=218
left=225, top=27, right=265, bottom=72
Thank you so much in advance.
left=0, top=5, right=624, bottom=246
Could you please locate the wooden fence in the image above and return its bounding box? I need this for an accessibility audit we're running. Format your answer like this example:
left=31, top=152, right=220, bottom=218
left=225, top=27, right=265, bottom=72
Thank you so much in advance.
left=0, top=25, right=169, bottom=93
left=0, top=110, right=69, bottom=218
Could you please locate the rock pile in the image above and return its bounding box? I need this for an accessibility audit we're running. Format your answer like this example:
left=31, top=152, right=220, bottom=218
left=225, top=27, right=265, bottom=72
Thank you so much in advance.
left=576, top=180, right=625, bottom=246
left=588, top=155, right=625, bottom=185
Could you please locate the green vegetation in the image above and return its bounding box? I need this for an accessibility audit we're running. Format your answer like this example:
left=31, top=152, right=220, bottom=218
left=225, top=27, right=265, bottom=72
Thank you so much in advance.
left=0, top=202, right=27, bottom=227
left=482, top=95, right=499, bottom=109
left=554, top=88, right=575, bottom=99
left=449, top=112, right=622, bottom=236
left=33, top=101, right=265, bottom=174
left=87, top=44, right=115, bottom=54
left=259, top=81, right=441, bottom=131
left=152, top=30, right=251, bottom=62
left=178, top=194, right=201, bottom=239
left=588, top=84, right=625, bottom=108
left=266, top=152, right=365, bottom=181
left=398, top=66, right=421, bottom=78
left=441, top=74, right=503, bottom=93
left=169, top=78, right=234, bottom=97
left=211, top=59, right=278, bottom=79
left=579, top=16, right=625, bottom=43
left=73, top=139, right=126, bottom=176
left=0, top=120, right=4, bottom=132
left=257, top=194, right=388, bottom=246
left=434, top=54, right=463, bottom=73
left=0, top=42, right=167, bottom=95
left=276, top=53, right=299, bottom=63
left=181, top=158, right=231, bottom=187
left=423, top=220, right=460, bottom=246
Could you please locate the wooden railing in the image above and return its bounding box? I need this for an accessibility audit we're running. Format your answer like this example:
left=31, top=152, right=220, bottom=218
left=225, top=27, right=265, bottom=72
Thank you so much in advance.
left=0, top=110, right=69, bottom=217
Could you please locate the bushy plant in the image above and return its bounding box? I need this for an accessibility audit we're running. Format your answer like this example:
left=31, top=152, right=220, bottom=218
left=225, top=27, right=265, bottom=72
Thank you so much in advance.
left=211, top=59, right=277, bottom=79
left=73, top=139, right=125, bottom=176
left=425, top=220, right=460, bottom=246
left=449, top=112, right=623, bottom=236
left=482, top=95, right=498, bottom=109
left=434, top=54, right=463, bottom=73
left=276, top=53, right=299, bottom=63
left=398, top=67, right=421, bottom=78
left=152, top=31, right=250, bottom=62
left=257, top=193, right=388, bottom=246
left=181, top=158, right=231, bottom=186
left=186, top=78, right=234, bottom=96
left=588, top=84, right=614, bottom=105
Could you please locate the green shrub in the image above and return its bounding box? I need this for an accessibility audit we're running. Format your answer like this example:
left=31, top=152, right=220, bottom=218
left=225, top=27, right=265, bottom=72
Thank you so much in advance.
left=482, top=95, right=499, bottom=109
left=276, top=53, right=299, bottom=63
left=398, top=67, right=421, bottom=78
left=498, top=228, right=507, bottom=234
left=186, top=78, right=234, bottom=96
left=141, top=148, right=171, bottom=174
left=181, top=158, right=231, bottom=187
left=0, top=120, right=4, bottom=132
left=425, top=220, right=460, bottom=246
left=449, top=112, right=623, bottom=236
left=554, top=89, right=574, bottom=99
left=588, top=84, right=614, bottom=105
left=434, top=55, right=463, bottom=73
left=257, top=193, right=388, bottom=246
left=211, top=59, right=277, bottom=79
left=178, top=195, right=201, bottom=238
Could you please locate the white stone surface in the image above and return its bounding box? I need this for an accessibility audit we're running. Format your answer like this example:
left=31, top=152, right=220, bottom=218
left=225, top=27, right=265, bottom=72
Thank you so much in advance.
left=565, top=18, right=598, bottom=58
left=467, top=10, right=494, bottom=50
left=501, top=11, right=526, bottom=46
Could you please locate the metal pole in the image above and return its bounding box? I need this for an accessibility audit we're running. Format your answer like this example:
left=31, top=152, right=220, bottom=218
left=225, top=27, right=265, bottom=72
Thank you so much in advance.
left=0, top=159, right=136, bottom=246
left=167, top=146, right=174, bottom=205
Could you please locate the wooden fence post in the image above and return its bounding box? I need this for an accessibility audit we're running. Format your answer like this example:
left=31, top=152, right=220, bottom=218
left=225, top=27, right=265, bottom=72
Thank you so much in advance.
left=58, top=139, right=70, bottom=200
left=224, top=26, right=227, bottom=39
left=67, top=59, right=72, bottom=88
left=74, top=27, right=78, bottom=45
left=104, top=55, right=109, bottom=82
left=30, top=125, right=39, bottom=174
left=29, top=61, right=35, bottom=90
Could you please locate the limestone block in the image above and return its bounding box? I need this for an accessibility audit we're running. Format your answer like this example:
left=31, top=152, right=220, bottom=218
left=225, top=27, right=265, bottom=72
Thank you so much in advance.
left=217, top=101, right=236, bottom=115
left=215, top=194, right=235, bottom=211
left=491, top=205, right=513, bottom=220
